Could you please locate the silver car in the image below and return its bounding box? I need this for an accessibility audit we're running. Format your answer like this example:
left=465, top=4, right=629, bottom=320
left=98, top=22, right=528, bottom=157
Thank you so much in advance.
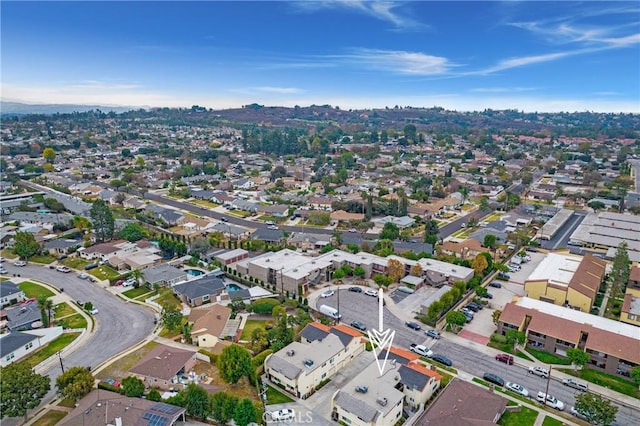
left=506, top=382, right=529, bottom=397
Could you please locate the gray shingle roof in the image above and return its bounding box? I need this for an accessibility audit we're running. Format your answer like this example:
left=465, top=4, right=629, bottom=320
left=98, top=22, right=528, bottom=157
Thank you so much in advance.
left=5, top=303, right=42, bottom=330
left=330, top=328, right=355, bottom=347
left=334, top=391, right=379, bottom=423
left=299, top=323, right=329, bottom=342
left=0, top=281, right=22, bottom=299
left=144, top=264, right=187, bottom=285
left=252, top=228, right=285, bottom=242
left=0, top=332, right=38, bottom=357
left=399, top=364, right=429, bottom=391
left=266, top=352, right=303, bottom=380
left=44, top=239, right=81, bottom=250
left=173, top=276, right=225, bottom=300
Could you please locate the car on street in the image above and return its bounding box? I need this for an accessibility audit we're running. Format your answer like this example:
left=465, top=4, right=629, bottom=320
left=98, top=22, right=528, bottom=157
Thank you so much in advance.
left=78, top=272, right=89, bottom=279
left=350, top=321, right=367, bottom=331
left=56, top=265, right=72, bottom=273
left=409, top=344, right=433, bottom=358
left=562, top=377, right=588, bottom=392
left=528, top=366, right=549, bottom=378
left=570, top=406, right=589, bottom=421
left=348, top=286, right=362, bottom=293
left=506, top=382, right=529, bottom=397
left=483, top=373, right=504, bottom=387
left=425, top=329, right=441, bottom=339
left=365, top=289, right=378, bottom=297
left=270, top=408, right=295, bottom=422
left=405, top=321, right=422, bottom=331
left=0, top=256, right=5, bottom=262
left=489, top=281, right=502, bottom=288
left=0, top=267, right=7, bottom=274
left=349, top=228, right=357, bottom=233
left=320, top=290, right=335, bottom=298
left=430, top=354, right=452, bottom=366
left=14, top=260, right=27, bottom=267
left=89, top=307, right=99, bottom=314
left=536, top=392, right=565, bottom=411
left=495, top=353, right=514, bottom=365
left=267, top=225, right=279, bottom=230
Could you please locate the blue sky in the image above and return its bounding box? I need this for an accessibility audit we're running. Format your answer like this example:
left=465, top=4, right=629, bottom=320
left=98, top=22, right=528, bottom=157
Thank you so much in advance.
left=2, top=1, right=639, bottom=112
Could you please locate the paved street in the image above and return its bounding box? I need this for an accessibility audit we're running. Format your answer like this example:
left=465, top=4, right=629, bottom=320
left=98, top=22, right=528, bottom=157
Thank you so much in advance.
left=2, top=262, right=155, bottom=425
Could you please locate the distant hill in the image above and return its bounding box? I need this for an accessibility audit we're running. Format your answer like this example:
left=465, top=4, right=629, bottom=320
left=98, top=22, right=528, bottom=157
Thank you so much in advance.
left=0, top=101, right=138, bottom=115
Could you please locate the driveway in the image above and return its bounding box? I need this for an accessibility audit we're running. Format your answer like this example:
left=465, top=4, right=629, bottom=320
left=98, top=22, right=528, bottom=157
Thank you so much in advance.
left=1, top=262, right=155, bottom=425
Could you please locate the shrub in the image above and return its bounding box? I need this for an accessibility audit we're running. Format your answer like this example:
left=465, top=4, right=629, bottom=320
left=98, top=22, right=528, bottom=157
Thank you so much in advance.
left=198, top=349, right=218, bottom=364
left=98, top=381, right=124, bottom=394
left=249, top=298, right=280, bottom=314
left=252, top=349, right=273, bottom=368
left=490, top=333, right=507, bottom=343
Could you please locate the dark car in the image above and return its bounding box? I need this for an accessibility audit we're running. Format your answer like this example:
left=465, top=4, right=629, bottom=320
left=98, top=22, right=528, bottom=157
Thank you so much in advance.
left=431, top=354, right=452, bottom=366
left=483, top=373, right=505, bottom=387
left=495, top=353, right=514, bottom=365
left=85, top=263, right=99, bottom=270
left=483, top=293, right=493, bottom=299
left=350, top=321, right=367, bottom=331
left=489, top=281, right=502, bottom=288
left=405, top=321, right=422, bottom=331
left=348, top=287, right=363, bottom=293
left=497, top=272, right=510, bottom=280
left=464, top=303, right=481, bottom=312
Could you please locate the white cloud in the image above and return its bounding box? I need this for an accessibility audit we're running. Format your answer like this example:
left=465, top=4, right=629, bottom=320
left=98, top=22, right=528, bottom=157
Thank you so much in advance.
left=343, top=48, right=453, bottom=75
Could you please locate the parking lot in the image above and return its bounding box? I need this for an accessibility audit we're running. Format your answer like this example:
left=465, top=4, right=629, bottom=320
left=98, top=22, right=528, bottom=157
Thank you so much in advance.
left=505, top=250, right=546, bottom=285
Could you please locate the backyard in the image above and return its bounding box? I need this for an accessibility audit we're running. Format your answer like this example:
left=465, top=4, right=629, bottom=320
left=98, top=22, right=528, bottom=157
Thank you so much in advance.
left=19, top=281, right=55, bottom=299
left=37, top=410, right=68, bottom=426
left=265, top=384, right=294, bottom=404
left=96, top=341, right=159, bottom=381
left=240, top=319, right=267, bottom=341
left=18, top=332, right=81, bottom=368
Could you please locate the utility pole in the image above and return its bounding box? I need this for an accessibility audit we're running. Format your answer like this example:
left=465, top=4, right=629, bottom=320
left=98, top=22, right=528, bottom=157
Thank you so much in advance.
left=57, top=351, right=65, bottom=373
left=337, top=283, right=340, bottom=324
left=544, top=364, right=552, bottom=402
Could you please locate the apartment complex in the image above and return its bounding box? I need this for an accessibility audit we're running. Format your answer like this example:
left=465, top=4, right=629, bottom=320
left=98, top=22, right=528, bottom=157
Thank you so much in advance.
left=498, top=297, right=639, bottom=377
left=571, top=211, right=640, bottom=262
left=524, top=253, right=606, bottom=312
left=265, top=322, right=365, bottom=399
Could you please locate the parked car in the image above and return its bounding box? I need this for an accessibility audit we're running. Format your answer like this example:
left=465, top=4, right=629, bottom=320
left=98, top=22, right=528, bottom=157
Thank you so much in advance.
left=409, top=344, right=433, bottom=358
left=348, top=286, right=362, bottom=293
left=562, top=377, right=588, bottom=392
left=528, top=366, right=549, bottom=378
left=570, top=406, right=589, bottom=421
left=497, top=272, right=510, bottom=280
left=89, top=307, right=99, bottom=315
left=425, top=329, right=441, bottom=339
left=78, top=272, right=89, bottom=280
left=483, top=292, right=493, bottom=299
left=464, top=303, right=481, bottom=312
left=270, top=408, right=295, bottom=421
left=350, top=321, right=367, bottom=331
left=122, top=277, right=137, bottom=287
left=320, top=290, right=335, bottom=298
left=365, top=289, right=378, bottom=297
left=489, top=281, right=502, bottom=288
left=56, top=265, right=71, bottom=273
left=405, top=321, right=422, bottom=331
left=397, top=286, right=415, bottom=294
left=0, top=257, right=4, bottom=262
left=536, top=392, right=565, bottom=411
left=431, top=354, right=452, bottom=366
left=267, top=225, right=279, bottom=230
left=483, top=373, right=504, bottom=387
left=495, top=353, right=514, bottom=365
left=355, top=385, right=368, bottom=393
left=0, top=267, right=7, bottom=274
left=506, top=382, right=529, bottom=397
left=14, top=260, right=27, bottom=267
left=85, top=263, right=99, bottom=270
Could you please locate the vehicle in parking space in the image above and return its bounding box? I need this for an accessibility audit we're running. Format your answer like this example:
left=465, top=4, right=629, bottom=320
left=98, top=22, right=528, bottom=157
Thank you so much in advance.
left=431, top=354, right=452, bottom=366
left=562, top=377, right=588, bottom=391
left=319, top=304, right=342, bottom=319
left=78, top=272, right=89, bottom=279
left=461, top=311, right=473, bottom=322
left=495, top=353, right=514, bottom=365
left=270, top=408, right=295, bottom=421
left=320, top=290, right=335, bottom=298
left=14, top=260, right=27, bottom=267
left=425, top=329, right=441, bottom=339
left=483, top=292, right=493, bottom=299
left=348, top=286, right=362, bottom=293
left=355, top=385, right=368, bottom=393
left=267, top=225, right=279, bottom=230
left=498, top=272, right=510, bottom=280
left=483, top=373, right=504, bottom=387
left=528, top=366, right=549, bottom=378
left=0, top=267, right=7, bottom=274
left=350, top=321, right=367, bottom=331
left=409, top=344, right=433, bottom=358
left=461, top=308, right=475, bottom=319
left=397, top=286, right=415, bottom=294
left=489, top=281, right=502, bottom=288
left=85, top=263, right=99, bottom=270
left=265, top=221, right=275, bottom=225
left=464, top=302, right=481, bottom=312
left=505, top=382, right=529, bottom=397
left=56, top=265, right=72, bottom=273
left=405, top=321, right=421, bottom=331
left=536, top=392, right=565, bottom=411
left=365, top=289, right=378, bottom=297
left=570, top=406, right=589, bottom=421
left=122, top=277, right=137, bottom=287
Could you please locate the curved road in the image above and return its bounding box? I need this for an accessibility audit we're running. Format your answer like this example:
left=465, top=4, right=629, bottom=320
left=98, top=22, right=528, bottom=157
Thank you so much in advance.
left=3, top=262, right=155, bottom=425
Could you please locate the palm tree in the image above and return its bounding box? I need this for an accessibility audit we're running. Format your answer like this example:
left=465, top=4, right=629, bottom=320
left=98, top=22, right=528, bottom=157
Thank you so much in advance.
left=130, top=269, right=144, bottom=288
left=459, top=186, right=470, bottom=205
left=37, top=295, right=54, bottom=327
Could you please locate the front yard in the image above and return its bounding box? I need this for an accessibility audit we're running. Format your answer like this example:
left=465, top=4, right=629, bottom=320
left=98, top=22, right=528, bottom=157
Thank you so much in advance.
left=123, top=286, right=155, bottom=299
left=26, top=254, right=57, bottom=264
left=96, top=341, right=159, bottom=381
left=37, top=410, right=68, bottom=426
left=89, top=265, right=122, bottom=281
left=559, top=368, right=639, bottom=398
left=525, top=348, right=571, bottom=365
left=61, top=257, right=91, bottom=270
left=19, top=281, right=55, bottom=299
left=18, top=332, right=81, bottom=368
left=53, top=302, right=76, bottom=319
left=498, top=406, right=539, bottom=426
left=56, top=313, right=88, bottom=329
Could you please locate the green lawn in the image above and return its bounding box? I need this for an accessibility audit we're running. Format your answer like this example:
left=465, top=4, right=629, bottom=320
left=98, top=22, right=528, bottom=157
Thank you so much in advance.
left=57, top=313, right=87, bottom=329
left=227, top=210, right=251, bottom=218
left=265, top=385, right=294, bottom=404
left=515, top=350, right=533, bottom=362
left=192, top=199, right=220, bottom=209
left=488, top=340, right=514, bottom=354
left=19, top=281, right=55, bottom=299
left=258, top=215, right=286, bottom=224
left=541, top=416, right=564, bottom=426
left=498, top=406, right=539, bottom=426
left=155, top=287, right=181, bottom=308
left=89, top=265, right=122, bottom=281
left=559, top=368, right=639, bottom=398
left=53, top=302, right=76, bottom=319
left=241, top=319, right=267, bottom=340
left=526, top=348, right=571, bottom=365
left=123, top=287, right=154, bottom=299
left=1, top=248, right=17, bottom=259
left=472, top=377, right=490, bottom=387
left=61, top=257, right=91, bottom=270
left=18, top=332, right=80, bottom=368
left=28, top=254, right=57, bottom=264
left=37, top=409, right=68, bottom=426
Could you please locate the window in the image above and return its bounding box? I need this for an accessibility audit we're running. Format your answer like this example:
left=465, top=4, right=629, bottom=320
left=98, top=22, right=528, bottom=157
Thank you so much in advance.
left=5, top=353, right=15, bottom=361
left=341, top=416, right=351, bottom=424
left=25, top=342, right=33, bottom=350
left=321, top=373, right=327, bottom=379
left=202, top=295, right=210, bottom=302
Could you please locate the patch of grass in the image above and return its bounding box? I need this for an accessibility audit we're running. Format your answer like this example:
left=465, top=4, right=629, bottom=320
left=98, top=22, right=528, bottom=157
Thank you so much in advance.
left=258, top=215, right=286, bottom=224
left=154, top=287, right=181, bottom=308
left=57, top=314, right=87, bottom=329
left=473, top=377, right=490, bottom=387
left=227, top=210, right=251, bottom=218
left=37, top=409, right=68, bottom=426
left=1, top=248, right=17, bottom=259
left=541, top=416, right=564, bottom=426
left=559, top=368, right=639, bottom=399
left=488, top=340, right=514, bottom=354
left=96, top=341, right=159, bottom=381
left=526, top=348, right=571, bottom=365
left=515, top=350, right=533, bottom=362
left=18, top=332, right=80, bottom=368
left=89, top=265, right=122, bottom=281
left=19, top=281, right=55, bottom=299
left=28, top=254, right=57, bottom=264
left=123, top=287, right=154, bottom=299
left=61, top=257, right=90, bottom=270
left=265, top=385, right=294, bottom=404
left=498, top=406, right=539, bottom=426
left=192, top=199, right=220, bottom=209
left=58, top=398, right=76, bottom=408
left=53, top=302, right=76, bottom=319
left=241, top=319, right=267, bottom=340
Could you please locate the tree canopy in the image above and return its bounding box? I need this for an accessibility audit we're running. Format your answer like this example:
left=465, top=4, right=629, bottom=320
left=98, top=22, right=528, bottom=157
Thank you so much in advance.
left=56, top=366, right=94, bottom=402
left=217, top=344, right=254, bottom=385
left=0, top=363, right=51, bottom=421
left=574, top=392, right=618, bottom=426
left=121, top=376, right=145, bottom=397
left=90, top=199, right=115, bottom=242
left=13, top=231, right=40, bottom=260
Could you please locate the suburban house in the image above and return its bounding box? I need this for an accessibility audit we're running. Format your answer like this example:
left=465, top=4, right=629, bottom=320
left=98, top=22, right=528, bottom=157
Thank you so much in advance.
left=288, top=232, right=331, bottom=252
left=143, top=264, right=188, bottom=287
left=78, top=239, right=162, bottom=271
left=145, top=205, right=185, bottom=226
left=188, top=304, right=240, bottom=348
left=440, top=239, right=485, bottom=260
left=0, top=281, right=25, bottom=307
left=211, top=222, right=251, bottom=239
left=1, top=327, right=64, bottom=366
left=330, top=210, right=365, bottom=223
left=129, top=344, right=197, bottom=390
left=251, top=228, right=285, bottom=244
left=498, top=297, right=640, bottom=377
left=43, top=238, right=81, bottom=256
left=214, top=248, right=249, bottom=266
left=416, top=379, right=508, bottom=426
left=374, top=215, right=416, bottom=229
left=173, top=275, right=226, bottom=307
left=524, top=253, right=606, bottom=312
left=5, top=301, right=42, bottom=331
left=265, top=322, right=365, bottom=399
left=60, top=390, right=186, bottom=426
left=257, top=204, right=289, bottom=217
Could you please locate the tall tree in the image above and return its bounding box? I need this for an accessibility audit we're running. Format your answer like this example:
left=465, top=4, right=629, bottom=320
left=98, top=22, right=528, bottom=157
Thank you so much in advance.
left=483, top=234, right=497, bottom=249
left=37, top=295, right=53, bottom=327
left=56, top=366, right=94, bottom=402
left=118, top=222, right=147, bottom=242
left=566, top=348, right=590, bottom=371
left=445, top=311, right=467, bottom=331
left=182, top=383, right=210, bottom=419
left=161, top=303, right=183, bottom=332
left=90, top=199, right=115, bottom=242
left=43, top=147, right=56, bottom=163
left=217, top=344, right=254, bottom=385
left=574, top=392, right=618, bottom=426
left=386, top=258, right=404, bottom=282
left=380, top=222, right=400, bottom=240
left=0, top=363, right=51, bottom=421
left=209, top=392, right=238, bottom=424
left=13, top=231, right=40, bottom=260
left=610, top=242, right=630, bottom=299
left=234, top=398, right=258, bottom=426
left=471, top=254, right=489, bottom=276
